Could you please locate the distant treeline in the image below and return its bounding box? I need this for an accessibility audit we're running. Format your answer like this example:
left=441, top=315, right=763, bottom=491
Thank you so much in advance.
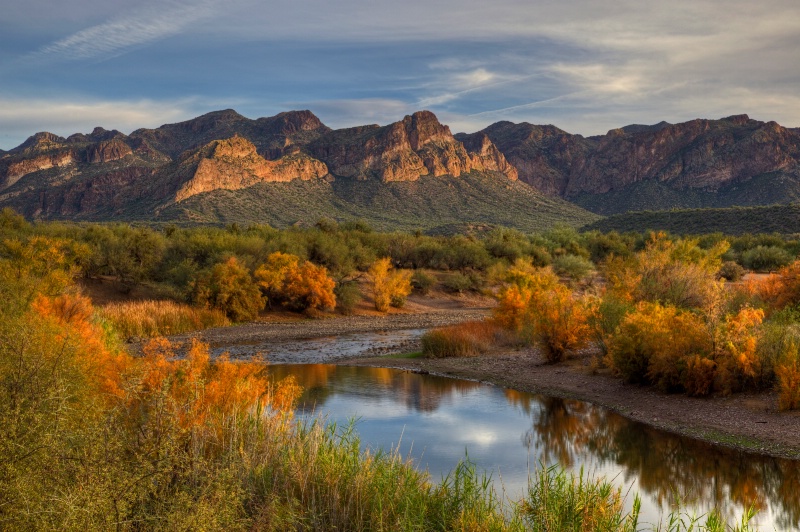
left=3, top=208, right=800, bottom=310
left=584, top=203, right=800, bottom=236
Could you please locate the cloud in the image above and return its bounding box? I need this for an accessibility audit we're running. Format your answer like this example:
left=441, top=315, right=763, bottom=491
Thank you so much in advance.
left=297, top=98, right=416, bottom=129
left=0, top=97, right=199, bottom=149
left=31, top=0, right=219, bottom=61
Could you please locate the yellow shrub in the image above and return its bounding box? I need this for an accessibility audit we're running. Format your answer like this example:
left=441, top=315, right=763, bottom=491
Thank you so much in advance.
left=607, top=302, right=710, bottom=391
left=494, top=267, right=589, bottom=362
left=368, top=258, right=412, bottom=312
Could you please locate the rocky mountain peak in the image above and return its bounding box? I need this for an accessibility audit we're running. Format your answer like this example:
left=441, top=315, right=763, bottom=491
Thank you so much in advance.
left=13, top=132, right=67, bottom=154
left=88, top=138, right=133, bottom=164
left=402, top=110, right=453, bottom=150
left=271, top=110, right=328, bottom=134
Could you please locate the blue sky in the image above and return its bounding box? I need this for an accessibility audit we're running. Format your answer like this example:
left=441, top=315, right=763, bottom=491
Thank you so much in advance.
left=2, top=0, right=799, bottom=149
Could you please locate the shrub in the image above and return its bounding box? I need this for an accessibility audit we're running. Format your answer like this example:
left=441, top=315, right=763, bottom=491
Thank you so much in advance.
left=587, top=294, right=634, bottom=356
left=777, top=341, right=800, bottom=410
left=411, top=270, right=436, bottom=295
left=740, top=245, right=793, bottom=272
left=527, top=285, right=590, bottom=363
left=191, top=257, right=264, bottom=321
left=368, top=258, right=412, bottom=312
left=495, top=267, right=589, bottom=363
left=552, top=254, right=594, bottom=282
left=334, top=281, right=361, bottom=315
left=718, top=260, right=746, bottom=281
left=441, top=271, right=474, bottom=293
left=604, top=233, right=727, bottom=311
left=607, top=302, right=710, bottom=390
left=255, top=251, right=336, bottom=313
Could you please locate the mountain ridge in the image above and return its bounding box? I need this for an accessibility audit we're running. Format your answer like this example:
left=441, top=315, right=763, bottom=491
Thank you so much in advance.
left=2, top=109, right=798, bottom=228
left=0, top=109, right=587, bottom=232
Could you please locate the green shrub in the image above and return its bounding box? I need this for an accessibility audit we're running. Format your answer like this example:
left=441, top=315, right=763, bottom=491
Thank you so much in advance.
left=191, top=257, right=264, bottom=321
left=552, top=254, right=594, bottom=281
left=411, top=270, right=436, bottom=295
left=718, top=260, right=746, bottom=281
left=740, top=245, right=793, bottom=272
left=442, top=271, right=474, bottom=293
left=334, top=281, right=361, bottom=315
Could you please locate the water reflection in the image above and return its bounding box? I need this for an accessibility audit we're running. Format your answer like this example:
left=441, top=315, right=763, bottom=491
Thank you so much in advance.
left=270, top=364, right=800, bottom=529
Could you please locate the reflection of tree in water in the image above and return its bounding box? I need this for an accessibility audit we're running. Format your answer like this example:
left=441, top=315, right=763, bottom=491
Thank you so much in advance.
left=523, top=395, right=800, bottom=528
left=270, top=364, right=481, bottom=414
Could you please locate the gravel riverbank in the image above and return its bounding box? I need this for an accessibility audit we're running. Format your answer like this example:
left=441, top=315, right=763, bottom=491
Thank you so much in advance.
left=171, top=308, right=800, bottom=460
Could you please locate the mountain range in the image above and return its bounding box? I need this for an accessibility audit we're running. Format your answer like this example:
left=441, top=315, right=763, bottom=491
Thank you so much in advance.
left=1, top=109, right=798, bottom=232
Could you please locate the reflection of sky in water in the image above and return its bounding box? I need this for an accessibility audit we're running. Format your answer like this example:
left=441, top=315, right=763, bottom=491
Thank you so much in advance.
left=276, top=363, right=800, bottom=530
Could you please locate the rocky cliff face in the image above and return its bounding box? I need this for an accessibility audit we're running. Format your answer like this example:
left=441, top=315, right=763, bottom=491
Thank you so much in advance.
left=129, top=109, right=331, bottom=160
left=477, top=115, right=800, bottom=213
left=174, top=136, right=329, bottom=202
left=88, top=138, right=133, bottom=163
left=309, top=111, right=517, bottom=182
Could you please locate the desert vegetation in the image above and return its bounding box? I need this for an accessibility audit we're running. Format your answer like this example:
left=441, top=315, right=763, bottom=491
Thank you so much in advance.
left=421, top=231, right=800, bottom=413
left=1, top=209, right=766, bottom=531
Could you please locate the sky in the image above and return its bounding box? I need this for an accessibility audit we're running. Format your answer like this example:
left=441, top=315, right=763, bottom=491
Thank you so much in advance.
left=2, top=0, right=799, bottom=149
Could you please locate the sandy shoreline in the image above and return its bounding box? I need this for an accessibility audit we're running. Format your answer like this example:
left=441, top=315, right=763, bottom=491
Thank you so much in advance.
left=173, top=308, right=800, bottom=461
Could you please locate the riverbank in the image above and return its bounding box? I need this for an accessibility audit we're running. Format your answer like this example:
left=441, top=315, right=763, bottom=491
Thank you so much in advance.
left=172, top=306, right=800, bottom=461
left=348, top=345, right=800, bottom=461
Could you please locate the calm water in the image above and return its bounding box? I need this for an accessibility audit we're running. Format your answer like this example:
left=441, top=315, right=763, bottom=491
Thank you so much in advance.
left=268, top=363, right=800, bottom=530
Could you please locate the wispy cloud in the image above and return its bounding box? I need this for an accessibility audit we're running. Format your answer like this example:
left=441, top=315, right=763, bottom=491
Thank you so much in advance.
left=31, top=0, right=218, bottom=61
left=0, top=97, right=199, bottom=149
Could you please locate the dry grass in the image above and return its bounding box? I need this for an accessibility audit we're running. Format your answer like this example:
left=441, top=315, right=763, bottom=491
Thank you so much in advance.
left=421, top=320, right=509, bottom=358
left=99, top=299, right=230, bottom=338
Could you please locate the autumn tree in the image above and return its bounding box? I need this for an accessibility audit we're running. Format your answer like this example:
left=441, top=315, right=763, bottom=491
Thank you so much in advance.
left=604, top=232, right=727, bottom=311
left=494, top=265, right=589, bottom=362
left=192, top=256, right=263, bottom=321
left=368, top=257, right=412, bottom=312
left=254, top=251, right=336, bottom=314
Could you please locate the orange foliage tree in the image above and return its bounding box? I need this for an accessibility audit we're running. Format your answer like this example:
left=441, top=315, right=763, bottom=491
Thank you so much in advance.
left=777, top=342, right=800, bottom=411
left=368, top=257, right=412, bottom=312
left=607, top=301, right=711, bottom=391
left=495, top=266, right=589, bottom=362
left=255, top=251, right=336, bottom=313
left=603, top=232, right=726, bottom=311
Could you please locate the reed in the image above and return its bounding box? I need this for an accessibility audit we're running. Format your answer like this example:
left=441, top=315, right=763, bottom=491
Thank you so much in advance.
left=99, top=299, right=230, bottom=338
left=421, top=319, right=505, bottom=358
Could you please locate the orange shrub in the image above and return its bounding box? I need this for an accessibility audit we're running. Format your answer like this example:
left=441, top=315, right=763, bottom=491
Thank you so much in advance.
left=32, top=292, right=131, bottom=399
left=255, top=252, right=336, bottom=313
left=714, top=306, right=764, bottom=393
left=527, top=284, right=590, bottom=363
left=607, top=302, right=710, bottom=391
left=494, top=267, right=589, bottom=362
left=777, top=342, right=800, bottom=411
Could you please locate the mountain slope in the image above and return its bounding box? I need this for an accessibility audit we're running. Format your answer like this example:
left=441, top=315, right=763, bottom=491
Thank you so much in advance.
left=472, top=115, right=800, bottom=214
left=0, top=110, right=594, bottom=232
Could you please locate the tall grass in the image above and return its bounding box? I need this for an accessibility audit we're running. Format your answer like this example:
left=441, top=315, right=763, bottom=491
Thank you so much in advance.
left=522, top=465, right=640, bottom=532
left=99, top=299, right=230, bottom=338
left=421, top=319, right=506, bottom=358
